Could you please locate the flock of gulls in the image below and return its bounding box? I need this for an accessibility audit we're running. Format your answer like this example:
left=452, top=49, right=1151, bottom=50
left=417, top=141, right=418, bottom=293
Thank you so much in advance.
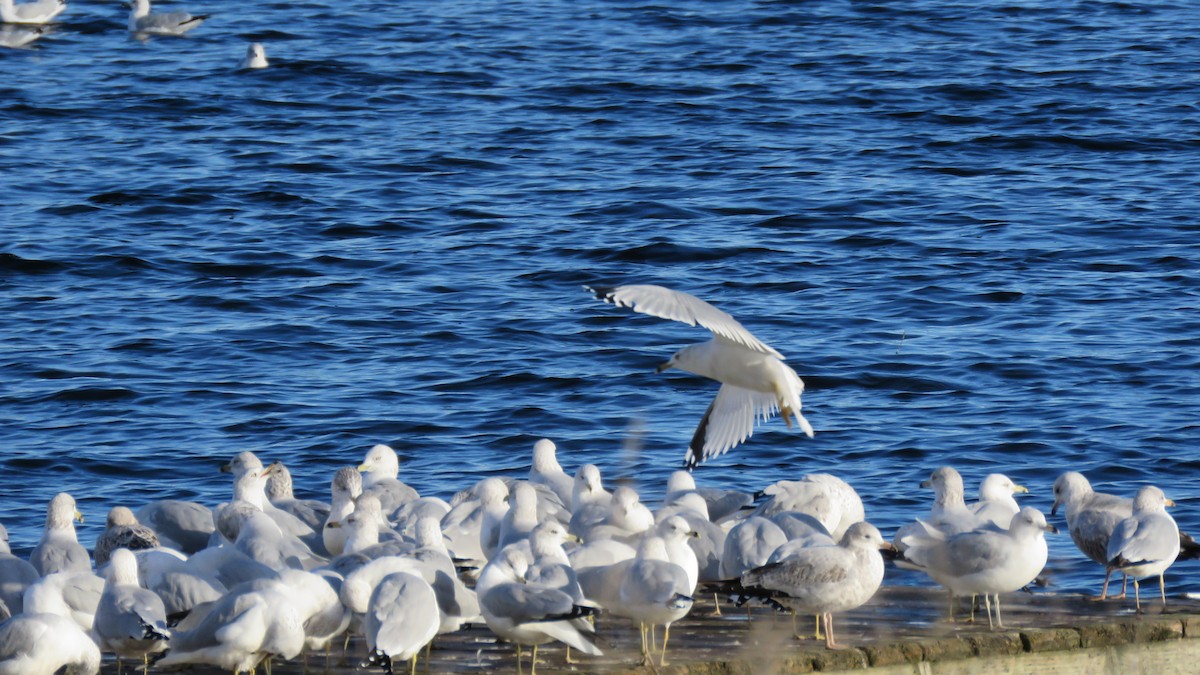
left=0, top=284, right=1194, bottom=675
left=0, top=0, right=267, bottom=68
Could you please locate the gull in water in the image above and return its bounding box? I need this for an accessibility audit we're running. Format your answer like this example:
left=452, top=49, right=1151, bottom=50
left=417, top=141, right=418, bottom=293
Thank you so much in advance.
left=240, top=42, right=267, bottom=69
left=0, top=24, right=44, bottom=48
left=900, top=507, right=1055, bottom=629
left=739, top=522, right=892, bottom=649
left=587, top=284, right=813, bottom=468
left=0, top=0, right=65, bottom=25
left=127, top=0, right=207, bottom=36
left=1106, top=485, right=1180, bottom=612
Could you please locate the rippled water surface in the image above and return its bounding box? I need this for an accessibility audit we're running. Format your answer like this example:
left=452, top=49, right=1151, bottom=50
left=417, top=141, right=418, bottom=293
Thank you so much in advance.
left=3, top=0, right=1199, bottom=596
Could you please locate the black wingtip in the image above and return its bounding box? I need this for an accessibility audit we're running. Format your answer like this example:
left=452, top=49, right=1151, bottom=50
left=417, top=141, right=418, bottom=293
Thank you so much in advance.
left=584, top=284, right=616, bottom=302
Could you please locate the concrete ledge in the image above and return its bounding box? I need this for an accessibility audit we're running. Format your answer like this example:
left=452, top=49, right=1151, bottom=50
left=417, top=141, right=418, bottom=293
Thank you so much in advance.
left=158, top=586, right=1200, bottom=674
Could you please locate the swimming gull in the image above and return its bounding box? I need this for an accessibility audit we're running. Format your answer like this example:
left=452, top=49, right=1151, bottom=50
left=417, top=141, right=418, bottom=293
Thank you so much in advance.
left=93, top=506, right=160, bottom=566
left=586, top=283, right=813, bottom=468
left=240, top=42, right=268, bottom=69
left=0, top=24, right=44, bottom=48
left=0, top=611, right=101, bottom=675
left=739, top=522, right=891, bottom=648
left=91, top=548, right=171, bottom=669
left=363, top=571, right=439, bottom=675
left=900, top=507, right=1055, bottom=629
left=30, top=493, right=91, bottom=576
left=127, top=0, right=207, bottom=36
left=1105, top=485, right=1180, bottom=612
left=0, top=0, right=65, bottom=25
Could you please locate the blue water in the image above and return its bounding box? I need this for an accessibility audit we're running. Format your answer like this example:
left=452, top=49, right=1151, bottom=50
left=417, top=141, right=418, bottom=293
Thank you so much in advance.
left=2, top=0, right=1199, bottom=597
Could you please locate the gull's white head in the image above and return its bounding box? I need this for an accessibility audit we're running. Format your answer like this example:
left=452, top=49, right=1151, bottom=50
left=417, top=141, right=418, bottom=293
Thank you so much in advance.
left=241, top=42, right=268, bottom=69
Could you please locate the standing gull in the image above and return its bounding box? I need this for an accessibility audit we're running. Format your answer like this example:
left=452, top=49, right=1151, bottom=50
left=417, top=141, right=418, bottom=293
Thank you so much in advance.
left=0, top=611, right=100, bottom=675
left=739, top=522, right=891, bottom=649
left=1106, top=485, right=1180, bottom=612
left=900, top=507, right=1055, bottom=629
left=30, top=493, right=90, bottom=576
left=586, top=284, right=813, bottom=468
left=91, top=548, right=171, bottom=670
left=1051, top=471, right=1132, bottom=599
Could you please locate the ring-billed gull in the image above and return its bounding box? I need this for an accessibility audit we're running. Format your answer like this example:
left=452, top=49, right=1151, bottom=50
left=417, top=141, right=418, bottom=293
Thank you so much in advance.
left=1105, top=485, right=1180, bottom=612
left=586, top=284, right=813, bottom=468
left=967, top=474, right=1027, bottom=528
left=739, top=522, right=891, bottom=649
left=0, top=524, right=40, bottom=614
left=750, top=474, right=864, bottom=540
left=0, top=24, right=44, bottom=49
left=614, top=536, right=693, bottom=667
left=240, top=42, right=268, bottom=69
left=0, top=611, right=100, bottom=674
left=30, top=493, right=90, bottom=576
left=155, top=578, right=305, bottom=672
left=266, top=462, right=330, bottom=532
left=528, top=439, right=574, bottom=506
left=719, top=516, right=787, bottom=579
left=662, top=470, right=752, bottom=523
left=323, top=467, right=363, bottom=557
left=476, top=545, right=601, bottom=673
left=134, top=499, right=214, bottom=555
left=0, top=0, right=65, bottom=25
left=893, top=467, right=987, bottom=550
left=93, top=507, right=159, bottom=566
left=363, top=571, right=440, bottom=675
left=900, top=507, right=1055, bottom=629
left=92, top=548, right=171, bottom=669
left=127, top=0, right=207, bottom=36
left=23, top=571, right=104, bottom=631
left=358, top=444, right=420, bottom=515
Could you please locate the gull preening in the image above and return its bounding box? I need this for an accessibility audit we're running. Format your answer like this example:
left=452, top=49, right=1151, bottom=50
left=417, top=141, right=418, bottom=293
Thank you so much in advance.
left=127, top=0, right=207, bottom=36
left=0, top=0, right=65, bottom=25
left=586, top=284, right=813, bottom=468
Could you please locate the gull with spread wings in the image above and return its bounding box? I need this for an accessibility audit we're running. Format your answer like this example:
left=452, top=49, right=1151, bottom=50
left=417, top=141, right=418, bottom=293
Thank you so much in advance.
left=586, top=284, right=813, bottom=468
